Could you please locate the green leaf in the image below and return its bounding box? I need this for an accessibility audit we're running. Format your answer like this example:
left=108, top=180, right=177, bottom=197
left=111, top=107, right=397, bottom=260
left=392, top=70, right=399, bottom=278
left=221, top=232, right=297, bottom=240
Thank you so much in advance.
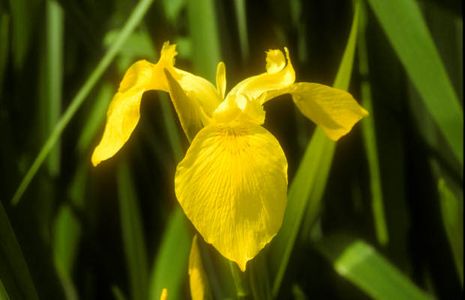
left=8, top=0, right=40, bottom=70
left=117, top=161, right=149, bottom=300
left=318, top=237, right=432, bottom=300
left=0, top=11, right=9, bottom=94
left=270, top=1, right=361, bottom=296
left=77, top=83, right=112, bottom=154
left=233, top=0, right=249, bottom=61
left=186, top=0, right=221, bottom=81
left=11, top=0, right=156, bottom=205
left=366, top=0, right=463, bottom=165
left=438, top=179, right=463, bottom=285
left=358, top=1, right=388, bottom=245
left=0, top=202, right=39, bottom=300
left=38, top=0, right=64, bottom=176
left=0, top=278, right=10, bottom=300
left=149, top=208, right=191, bottom=300
left=53, top=163, right=87, bottom=300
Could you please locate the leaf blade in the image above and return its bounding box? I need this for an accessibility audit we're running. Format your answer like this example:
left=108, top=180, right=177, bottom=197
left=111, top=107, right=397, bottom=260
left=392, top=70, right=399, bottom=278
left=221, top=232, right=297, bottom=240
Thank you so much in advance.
left=366, top=0, right=463, bottom=165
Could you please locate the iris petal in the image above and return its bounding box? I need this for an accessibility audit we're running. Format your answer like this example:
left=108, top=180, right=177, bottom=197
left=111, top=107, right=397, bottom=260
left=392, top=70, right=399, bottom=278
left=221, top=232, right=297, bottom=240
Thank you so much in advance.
left=189, top=235, right=209, bottom=300
left=175, top=123, right=288, bottom=271
left=91, top=59, right=160, bottom=166
left=290, top=82, right=368, bottom=140
left=216, top=62, right=226, bottom=99
left=226, top=48, right=295, bottom=103
left=92, top=42, right=220, bottom=165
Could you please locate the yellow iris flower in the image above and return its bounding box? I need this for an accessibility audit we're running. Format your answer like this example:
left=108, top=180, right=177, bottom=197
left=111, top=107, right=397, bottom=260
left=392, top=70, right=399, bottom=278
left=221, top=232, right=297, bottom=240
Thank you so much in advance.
left=91, top=42, right=368, bottom=271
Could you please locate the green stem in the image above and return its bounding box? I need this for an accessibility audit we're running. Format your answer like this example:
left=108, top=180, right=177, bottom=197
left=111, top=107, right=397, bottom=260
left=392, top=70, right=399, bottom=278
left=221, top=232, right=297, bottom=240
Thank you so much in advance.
left=358, top=1, right=389, bottom=245
left=229, top=261, right=248, bottom=299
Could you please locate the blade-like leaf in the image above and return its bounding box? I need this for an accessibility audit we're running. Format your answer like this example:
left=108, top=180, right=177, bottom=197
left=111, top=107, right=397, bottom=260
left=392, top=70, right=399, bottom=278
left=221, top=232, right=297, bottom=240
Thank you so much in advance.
left=11, top=0, right=156, bottom=205
left=358, top=1, right=388, bottom=245
left=149, top=208, right=191, bottom=300
left=0, top=202, right=39, bottom=300
left=270, top=1, right=361, bottom=296
left=186, top=0, right=221, bottom=81
left=8, top=0, right=39, bottom=69
left=117, top=161, right=149, bottom=300
left=438, top=179, right=463, bottom=285
left=366, top=0, right=463, bottom=165
left=0, top=278, right=10, bottom=300
left=38, top=0, right=63, bottom=176
left=0, top=11, right=9, bottom=94
left=318, top=237, right=432, bottom=300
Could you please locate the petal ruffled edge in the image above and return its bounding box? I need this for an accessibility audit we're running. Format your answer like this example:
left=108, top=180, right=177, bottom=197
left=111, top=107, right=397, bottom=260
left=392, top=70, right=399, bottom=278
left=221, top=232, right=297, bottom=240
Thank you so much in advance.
left=290, top=82, right=368, bottom=140
left=225, top=47, right=295, bottom=103
left=92, top=42, right=221, bottom=166
left=175, top=123, right=288, bottom=271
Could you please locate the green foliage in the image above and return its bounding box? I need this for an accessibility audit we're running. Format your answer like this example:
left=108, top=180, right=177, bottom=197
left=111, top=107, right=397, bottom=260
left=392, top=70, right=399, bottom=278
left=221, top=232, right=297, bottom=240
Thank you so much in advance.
left=0, top=0, right=462, bottom=299
left=318, top=237, right=432, bottom=300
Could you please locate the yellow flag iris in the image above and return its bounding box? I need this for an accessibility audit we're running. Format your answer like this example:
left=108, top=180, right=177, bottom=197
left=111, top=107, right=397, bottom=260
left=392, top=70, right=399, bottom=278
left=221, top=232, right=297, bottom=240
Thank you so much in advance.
left=92, top=42, right=368, bottom=271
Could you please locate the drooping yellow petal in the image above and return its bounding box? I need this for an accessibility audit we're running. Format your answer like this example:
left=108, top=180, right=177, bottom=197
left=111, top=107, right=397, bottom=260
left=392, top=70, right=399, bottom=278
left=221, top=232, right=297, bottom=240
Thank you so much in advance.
left=91, top=59, right=160, bottom=166
left=92, top=42, right=220, bottom=166
left=189, top=235, right=210, bottom=300
left=290, top=83, right=368, bottom=140
left=175, top=123, right=288, bottom=271
left=225, top=48, right=295, bottom=103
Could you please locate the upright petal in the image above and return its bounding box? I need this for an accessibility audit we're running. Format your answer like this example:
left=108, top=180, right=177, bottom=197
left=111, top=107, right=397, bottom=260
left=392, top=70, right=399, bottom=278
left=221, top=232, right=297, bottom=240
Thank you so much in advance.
left=175, top=68, right=221, bottom=119
left=159, top=289, right=168, bottom=300
left=175, top=123, right=288, bottom=271
left=290, top=83, right=368, bottom=140
left=189, top=235, right=210, bottom=300
left=226, top=48, right=295, bottom=103
left=216, top=62, right=226, bottom=99
left=165, top=69, right=206, bottom=142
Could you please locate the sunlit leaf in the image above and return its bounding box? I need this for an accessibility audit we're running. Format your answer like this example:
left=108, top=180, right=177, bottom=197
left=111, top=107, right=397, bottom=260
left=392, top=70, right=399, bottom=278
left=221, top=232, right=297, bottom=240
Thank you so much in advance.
left=366, top=0, right=463, bottom=165
left=270, top=2, right=360, bottom=296
left=318, top=237, right=432, bottom=300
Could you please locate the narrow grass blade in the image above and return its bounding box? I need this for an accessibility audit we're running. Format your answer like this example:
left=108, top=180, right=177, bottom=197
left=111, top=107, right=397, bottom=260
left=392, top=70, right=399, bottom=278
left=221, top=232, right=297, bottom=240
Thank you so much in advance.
left=77, top=83, right=112, bottom=153
left=53, top=205, right=80, bottom=300
left=8, top=0, right=39, bottom=70
left=187, top=0, right=221, bottom=81
left=233, top=0, right=249, bottom=61
left=0, top=11, right=9, bottom=94
left=117, top=161, right=149, bottom=300
left=111, top=286, right=128, bottom=300
left=366, top=0, right=463, bottom=165
left=53, top=163, right=87, bottom=300
left=358, top=2, right=388, bottom=246
left=11, top=0, right=155, bottom=205
left=270, top=128, right=335, bottom=297
left=159, top=94, right=184, bottom=162
left=40, top=0, right=63, bottom=176
left=270, top=2, right=360, bottom=296
left=318, top=237, right=432, bottom=300
left=0, top=278, right=10, bottom=300
left=438, top=179, right=463, bottom=285
left=149, top=208, right=191, bottom=300
left=0, top=202, right=39, bottom=300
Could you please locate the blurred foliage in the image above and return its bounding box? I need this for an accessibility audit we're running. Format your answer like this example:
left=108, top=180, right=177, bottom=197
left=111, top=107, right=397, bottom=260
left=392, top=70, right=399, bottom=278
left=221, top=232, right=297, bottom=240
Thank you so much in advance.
left=0, top=0, right=462, bottom=299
